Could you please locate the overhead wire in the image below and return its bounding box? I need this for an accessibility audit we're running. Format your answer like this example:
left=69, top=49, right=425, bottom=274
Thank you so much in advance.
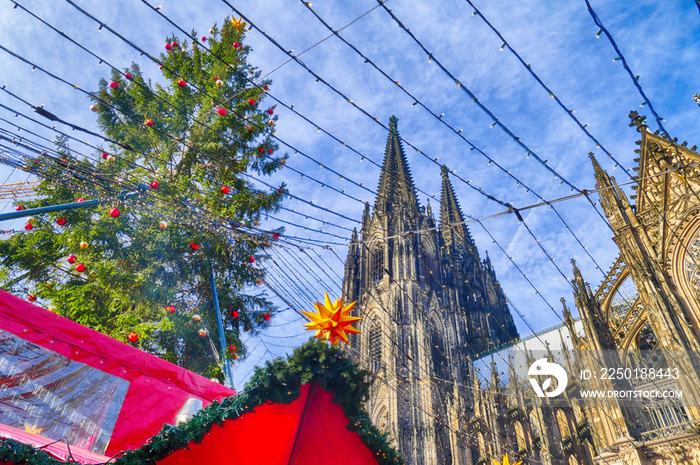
left=299, top=0, right=610, bottom=278
left=463, top=0, right=634, bottom=179
left=583, top=0, right=667, bottom=135
left=373, top=0, right=580, bottom=192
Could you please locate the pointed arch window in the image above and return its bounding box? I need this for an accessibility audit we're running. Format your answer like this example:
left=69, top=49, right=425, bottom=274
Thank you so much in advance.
left=369, top=325, right=382, bottom=371
left=430, top=321, right=449, bottom=379
left=370, top=246, right=384, bottom=284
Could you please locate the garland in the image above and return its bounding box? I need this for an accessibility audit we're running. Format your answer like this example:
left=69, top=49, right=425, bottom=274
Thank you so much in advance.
left=0, top=340, right=403, bottom=464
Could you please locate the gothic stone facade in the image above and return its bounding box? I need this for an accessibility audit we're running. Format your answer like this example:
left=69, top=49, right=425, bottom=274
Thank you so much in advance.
left=344, top=114, right=700, bottom=464
left=462, top=115, right=700, bottom=465
left=342, top=116, right=518, bottom=464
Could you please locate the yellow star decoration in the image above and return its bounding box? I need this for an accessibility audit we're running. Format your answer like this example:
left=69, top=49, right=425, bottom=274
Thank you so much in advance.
left=24, top=423, right=44, bottom=435
left=492, top=454, right=521, bottom=465
left=302, top=293, right=362, bottom=345
left=230, top=16, right=248, bottom=30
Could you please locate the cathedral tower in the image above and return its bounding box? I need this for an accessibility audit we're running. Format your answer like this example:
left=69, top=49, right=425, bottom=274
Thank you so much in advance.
left=343, top=116, right=518, bottom=464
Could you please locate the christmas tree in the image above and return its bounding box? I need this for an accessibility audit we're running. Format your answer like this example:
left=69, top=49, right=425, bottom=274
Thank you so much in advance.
left=0, top=18, right=285, bottom=378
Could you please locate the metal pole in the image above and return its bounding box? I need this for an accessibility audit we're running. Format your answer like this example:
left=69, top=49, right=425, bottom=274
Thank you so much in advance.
left=209, top=264, right=234, bottom=389
left=0, top=191, right=142, bottom=222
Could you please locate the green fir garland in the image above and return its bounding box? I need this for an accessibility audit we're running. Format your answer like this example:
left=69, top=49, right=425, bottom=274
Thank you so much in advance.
left=0, top=340, right=403, bottom=465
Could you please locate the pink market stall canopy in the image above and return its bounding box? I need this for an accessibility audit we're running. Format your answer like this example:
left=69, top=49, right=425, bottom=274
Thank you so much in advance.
left=0, top=290, right=234, bottom=456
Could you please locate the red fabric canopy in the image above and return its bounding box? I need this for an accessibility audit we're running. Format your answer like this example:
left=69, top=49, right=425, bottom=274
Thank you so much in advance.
left=157, top=383, right=380, bottom=465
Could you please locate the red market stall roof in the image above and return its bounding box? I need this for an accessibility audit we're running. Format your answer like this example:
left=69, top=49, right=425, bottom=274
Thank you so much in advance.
left=0, top=333, right=403, bottom=465
left=157, top=383, right=379, bottom=465
left=0, top=289, right=234, bottom=457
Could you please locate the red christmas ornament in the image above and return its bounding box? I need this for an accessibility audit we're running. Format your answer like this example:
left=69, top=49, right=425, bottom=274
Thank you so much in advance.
left=233, top=354, right=239, bottom=360
left=125, top=73, right=132, bottom=80
left=231, top=310, right=239, bottom=318
left=77, top=198, right=86, bottom=202
left=177, top=79, right=186, bottom=87
left=258, top=147, right=265, bottom=153
left=159, top=65, right=163, bottom=70
left=24, top=223, right=33, bottom=231
left=281, top=160, right=286, bottom=165
left=127, top=332, right=139, bottom=342
left=248, top=99, right=255, bottom=105
left=57, top=218, right=67, bottom=226
left=256, top=280, right=263, bottom=285
left=165, top=43, right=172, bottom=50
left=263, top=84, right=268, bottom=90
left=102, top=153, right=109, bottom=160
left=75, top=263, right=85, bottom=272
left=109, top=208, right=120, bottom=217
left=15, top=205, right=23, bottom=211
left=201, top=36, right=207, bottom=42
left=28, top=295, right=36, bottom=302
left=245, top=125, right=252, bottom=131
left=145, top=119, right=154, bottom=126
left=216, top=108, right=227, bottom=116
left=190, top=242, right=199, bottom=250
left=263, top=313, right=270, bottom=321
left=67, top=255, right=77, bottom=264
left=278, top=187, right=284, bottom=193
left=229, top=345, right=236, bottom=353
left=220, top=185, right=230, bottom=194
left=249, top=256, right=255, bottom=263
left=109, top=82, right=119, bottom=89
left=166, top=305, right=176, bottom=314
left=232, top=42, right=240, bottom=48
left=150, top=181, right=159, bottom=189
left=267, top=148, right=273, bottom=154
left=171, top=42, right=178, bottom=48
left=267, top=109, right=274, bottom=115
left=198, top=329, right=207, bottom=337
left=272, top=233, right=279, bottom=240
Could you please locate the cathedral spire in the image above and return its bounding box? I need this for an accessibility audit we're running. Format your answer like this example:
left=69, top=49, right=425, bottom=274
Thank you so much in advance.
left=589, top=153, right=633, bottom=230
left=374, top=116, right=420, bottom=218
left=590, top=153, right=612, bottom=191
left=439, top=165, right=473, bottom=248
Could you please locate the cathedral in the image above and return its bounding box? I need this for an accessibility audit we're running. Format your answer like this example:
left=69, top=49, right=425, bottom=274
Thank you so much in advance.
left=342, top=114, right=700, bottom=464
left=342, top=116, right=519, bottom=464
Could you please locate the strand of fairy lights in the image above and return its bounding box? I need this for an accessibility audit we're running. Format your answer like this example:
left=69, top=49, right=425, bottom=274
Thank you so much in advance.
left=0, top=100, right=354, bottom=245
left=299, top=0, right=610, bottom=277
left=584, top=0, right=667, bottom=135
left=16, top=0, right=613, bottom=290
left=17, top=0, right=608, bottom=274
left=372, top=0, right=579, bottom=192
left=0, top=131, right=289, bottom=250
left=50, top=1, right=388, bottom=210
left=215, top=0, right=635, bottom=297
left=215, top=0, right=532, bottom=213
left=463, top=0, right=635, bottom=179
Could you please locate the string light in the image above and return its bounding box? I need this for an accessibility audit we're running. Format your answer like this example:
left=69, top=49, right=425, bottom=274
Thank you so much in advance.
left=584, top=0, right=667, bottom=135
left=376, top=1, right=586, bottom=193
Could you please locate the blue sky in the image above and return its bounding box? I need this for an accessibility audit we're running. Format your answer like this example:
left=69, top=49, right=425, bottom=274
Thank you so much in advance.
left=0, top=0, right=698, bottom=389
